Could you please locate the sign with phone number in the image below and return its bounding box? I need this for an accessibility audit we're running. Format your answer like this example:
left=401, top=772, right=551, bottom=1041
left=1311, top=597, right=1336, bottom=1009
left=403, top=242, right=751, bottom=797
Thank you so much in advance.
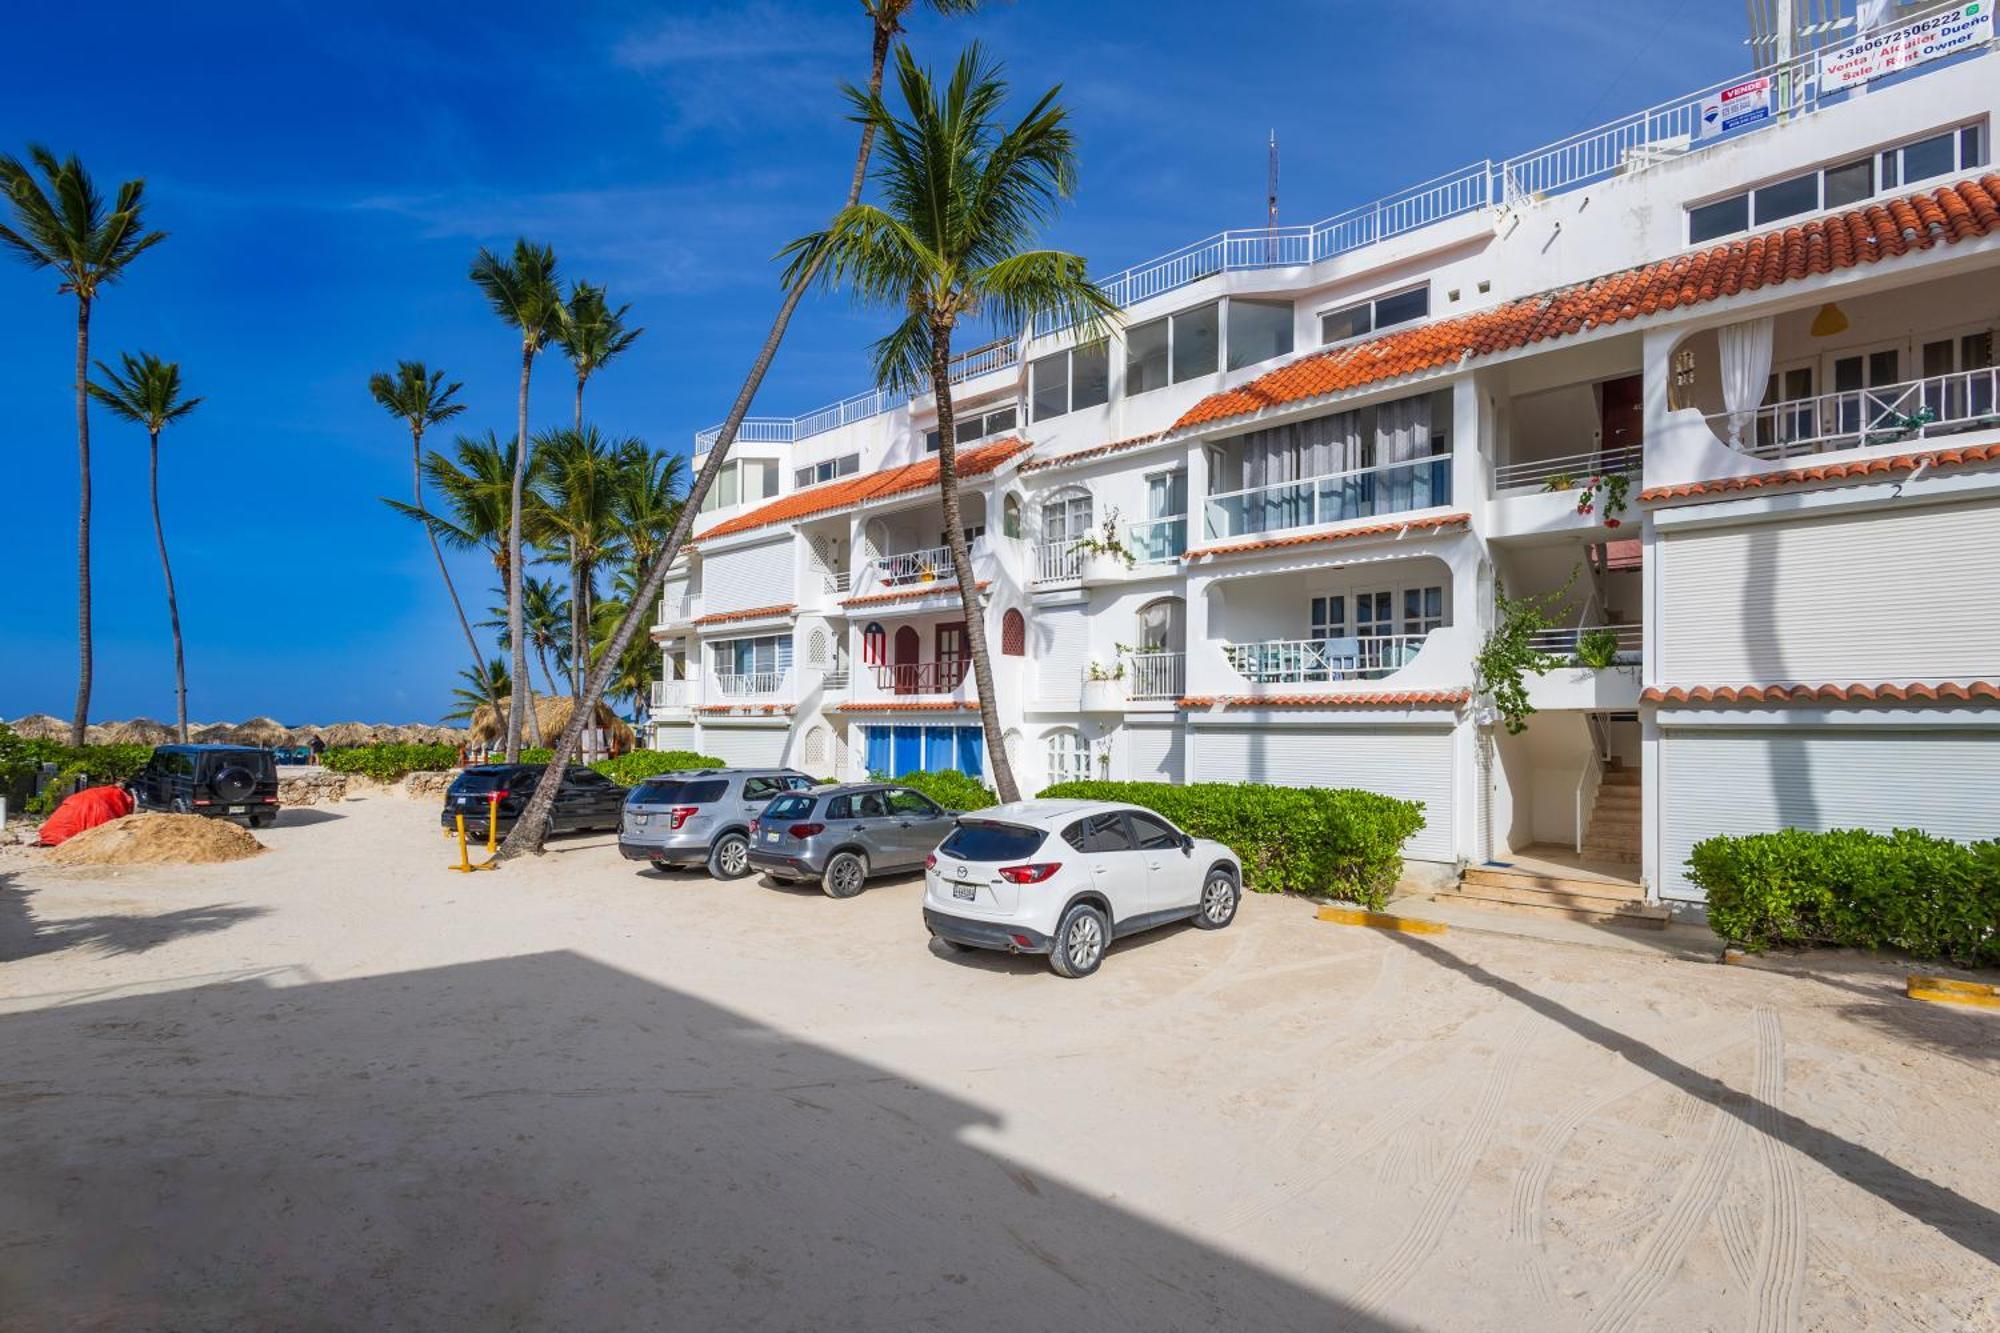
left=1819, top=2, right=1992, bottom=93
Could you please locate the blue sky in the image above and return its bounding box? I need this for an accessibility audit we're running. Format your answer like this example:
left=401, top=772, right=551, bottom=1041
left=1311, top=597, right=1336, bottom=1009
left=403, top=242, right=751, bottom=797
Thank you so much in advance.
left=0, top=0, right=1745, bottom=725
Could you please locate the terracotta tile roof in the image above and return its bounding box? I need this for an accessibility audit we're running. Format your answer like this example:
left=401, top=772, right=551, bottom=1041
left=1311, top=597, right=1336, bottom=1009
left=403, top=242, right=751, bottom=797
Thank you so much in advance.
left=1644, top=681, right=2000, bottom=706
left=698, top=437, right=1031, bottom=541
left=1019, top=432, right=1165, bottom=473
left=1603, top=539, right=1643, bottom=571
left=1184, top=512, right=1470, bottom=560
left=1180, top=689, right=1471, bottom=709
left=696, top=703, right=795, bottom=715
left=1640, top=443, right=2000, bottom=503
left=691, top=604, right=796, bottom=626
left=841, top=580, right=990, bottom=609
left=832, top=700, right=977, bottom=713
left=1175, top=174, right=2000, bottom=434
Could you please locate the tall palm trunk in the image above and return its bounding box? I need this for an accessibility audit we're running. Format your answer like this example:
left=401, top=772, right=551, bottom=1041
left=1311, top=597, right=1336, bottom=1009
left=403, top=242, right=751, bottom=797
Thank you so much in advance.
left=574, top=375, right=585, bottom=431
left=505, top=343, right=533, bottom=760
left=569, top=558, right=586, bottom=697
left=146, top=428, right=191, bottom=742
left=498, top=17, right=899, bottom=860
left=72, top=297, right=93, bottom=746
left=928, top=316, right=1018, bottom=802
left=415, top=427, right=486, bottom=672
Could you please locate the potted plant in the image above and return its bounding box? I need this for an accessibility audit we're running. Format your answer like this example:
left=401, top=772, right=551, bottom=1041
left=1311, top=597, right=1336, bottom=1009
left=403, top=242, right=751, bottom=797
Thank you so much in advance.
left=1072, top=508, right=1137, bottom=582
left=1573, top=627, right=1623, bottom=669
left=1080, top=657, right=1126, bottom=712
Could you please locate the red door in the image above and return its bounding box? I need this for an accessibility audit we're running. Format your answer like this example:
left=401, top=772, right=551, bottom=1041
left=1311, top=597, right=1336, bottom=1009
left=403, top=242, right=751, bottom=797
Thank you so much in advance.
left=936, top=622, right=967, bottom=690
left=1600, top=375, right=1643, bottom=460
left=893, top=626, right=921, bottom=695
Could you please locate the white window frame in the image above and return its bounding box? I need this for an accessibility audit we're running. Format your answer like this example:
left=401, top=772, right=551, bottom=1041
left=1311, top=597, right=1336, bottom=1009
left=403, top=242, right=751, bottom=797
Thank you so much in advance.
left=1315, top=284, right=1430, bottom=348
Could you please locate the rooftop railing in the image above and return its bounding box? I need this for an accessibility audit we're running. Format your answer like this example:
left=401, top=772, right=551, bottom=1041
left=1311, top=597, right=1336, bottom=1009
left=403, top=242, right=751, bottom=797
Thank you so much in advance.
left=695, top=338, right=1020, bottom=451
left=695, top=4, right=1992, bottom=448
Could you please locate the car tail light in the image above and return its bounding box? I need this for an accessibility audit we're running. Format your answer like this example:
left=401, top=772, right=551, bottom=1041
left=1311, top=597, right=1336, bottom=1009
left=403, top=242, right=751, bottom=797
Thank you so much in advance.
left=192, top=798, right=212, bottom=807
left=491, top=789, right=510, bottom=801
left=925, top=851, right=937, bottom=870
left=788, top=823, right=825, bottom=839
left=666, top=805, right=698, bottom=830
left=998, top=863, right=1061, bottom=884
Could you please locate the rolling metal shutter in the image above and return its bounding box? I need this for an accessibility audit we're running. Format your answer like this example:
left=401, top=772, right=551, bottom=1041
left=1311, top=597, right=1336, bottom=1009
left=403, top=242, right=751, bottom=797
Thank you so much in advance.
left=1659, top=727, right=2000, bottom=902
left=704, top=539, right=795, bottom=615
left=653, top=724, right=698, bottom=752
left=1195, top=726, right=1455, bottom=862
left=1033, top=604, right=1087, bottom=706
left=700, top=726, right=790, bottom=769
left=1125, top=726, right=1183, bottom=783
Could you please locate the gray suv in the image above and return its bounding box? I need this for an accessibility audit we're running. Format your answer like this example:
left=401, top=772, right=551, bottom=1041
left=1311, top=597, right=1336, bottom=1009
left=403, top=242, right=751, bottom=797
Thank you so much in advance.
left=747, top=782, right=959, bottom=898
left=618, top=768, right=818, bottom=878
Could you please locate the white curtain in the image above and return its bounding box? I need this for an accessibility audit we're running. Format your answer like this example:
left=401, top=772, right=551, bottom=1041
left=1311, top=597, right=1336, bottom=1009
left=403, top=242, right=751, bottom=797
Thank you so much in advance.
left=1856, top=0, right=1893, bottom=31
left=1719, top=317, right=1776, bottom=447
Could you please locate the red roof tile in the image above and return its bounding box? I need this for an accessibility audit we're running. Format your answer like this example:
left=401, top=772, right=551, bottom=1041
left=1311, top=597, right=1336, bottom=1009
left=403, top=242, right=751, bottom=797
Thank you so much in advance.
left=1640, top=443, right=2000, bottom=503
left=698, top=437, right=1031, bottom=540
left=1180, top=689, right=1470, bottom=709
left=1644, top=681, right=2000, bottom=706
left=832, top=700, right=977, bottom=713
left=841, top=580, right=990, bottom=609
left=1176, top=174, right=2000, bottom=434
left=1019, top=432, right=1165, bottom=473
left=1184, top=513, right=1470, bottom=560
left=691, top=604, right=796, bottom=626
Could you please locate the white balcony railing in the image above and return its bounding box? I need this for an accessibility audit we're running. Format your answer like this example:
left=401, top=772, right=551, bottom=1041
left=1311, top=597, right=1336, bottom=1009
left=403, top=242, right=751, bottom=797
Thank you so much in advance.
left=695, top=338, right=1021, bottom=449
left=868, top=543, right=957, bottom=587
left=1527, top=622, right=1643, bottom=661
left=650, top=680, right=691, bottom=709
left=713, top=670, right=790, bottom=699
left=821, top=669, right=850, bottom=693
left=1494, top=443, right=1645, bottom=491
left=1205, top=456, right=1452, bottom=541
left=658, top=593, right=702, bottom=625
left=1713, top=367, right=2000, bottom=461
left=1034, top=538, right=1085, bottom=583
left=1225, top=634, right=1431, bottom=685
left=1128, top=516, right=1188, bottom=564
left=1128, top=652, right=1186, bottom=700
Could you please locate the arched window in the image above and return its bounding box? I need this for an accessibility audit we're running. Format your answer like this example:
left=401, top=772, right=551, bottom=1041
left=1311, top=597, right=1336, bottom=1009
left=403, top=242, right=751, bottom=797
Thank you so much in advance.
left=1041, top=487, right=1093, bottom=543
left=804, top=725, right=828, bottom=768
left=862, top=622, right=886, bottom=666
left=1003, top=492, right=1023, bottom=539
left=1000, top=608, right=1026, bottom=656
left=1134, top=597, right=1185, bottom=653
left=1045, top=728, right=1089, bottom=785
left=807, top=626, right=830, bottom=667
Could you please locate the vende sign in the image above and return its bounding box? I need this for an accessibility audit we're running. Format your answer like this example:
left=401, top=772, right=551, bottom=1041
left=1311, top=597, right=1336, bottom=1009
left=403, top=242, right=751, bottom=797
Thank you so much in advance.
left=1819, top=2, right=1993, bottom=93
left=1695, top=78, right=1774, bottom=140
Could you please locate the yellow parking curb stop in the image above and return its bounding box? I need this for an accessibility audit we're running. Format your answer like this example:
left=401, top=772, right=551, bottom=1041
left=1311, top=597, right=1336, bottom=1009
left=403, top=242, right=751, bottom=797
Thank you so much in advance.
left=1906, top=975, right=1999, bottom=1010
left=1316, top=906, right=1447, bottom=935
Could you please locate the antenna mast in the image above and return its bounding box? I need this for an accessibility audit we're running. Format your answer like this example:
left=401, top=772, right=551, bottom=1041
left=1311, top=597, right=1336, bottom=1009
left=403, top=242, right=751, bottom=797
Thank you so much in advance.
left=1266, top=130, right=1280, bottom=261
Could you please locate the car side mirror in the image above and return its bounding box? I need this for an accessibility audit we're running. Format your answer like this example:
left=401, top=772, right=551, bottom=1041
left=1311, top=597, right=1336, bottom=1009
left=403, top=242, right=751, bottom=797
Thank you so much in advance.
left=1182, top=834, right=1195, bottom=855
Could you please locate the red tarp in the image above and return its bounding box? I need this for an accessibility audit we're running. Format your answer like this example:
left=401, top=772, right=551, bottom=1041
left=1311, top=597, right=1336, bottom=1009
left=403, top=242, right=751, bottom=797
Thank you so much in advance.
left=37, top=785, right=136, bottom=847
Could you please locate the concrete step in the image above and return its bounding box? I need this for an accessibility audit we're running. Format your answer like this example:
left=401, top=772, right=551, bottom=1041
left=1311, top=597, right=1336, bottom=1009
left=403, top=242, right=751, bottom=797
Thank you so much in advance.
left=1592, top=787, right=1642, bottom=806
left=1436, top=884, right=1671, bottom=929
left=1586, top=821, right=1642, bottom=842
left=1599, top=772, right=1641, bottom=789
left=1462, top=865, right=1645, bottom=901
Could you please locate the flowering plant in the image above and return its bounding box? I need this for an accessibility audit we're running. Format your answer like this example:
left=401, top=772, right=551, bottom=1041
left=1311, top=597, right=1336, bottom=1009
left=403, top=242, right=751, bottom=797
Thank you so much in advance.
left=1544, top=471, right=1632, bottom=528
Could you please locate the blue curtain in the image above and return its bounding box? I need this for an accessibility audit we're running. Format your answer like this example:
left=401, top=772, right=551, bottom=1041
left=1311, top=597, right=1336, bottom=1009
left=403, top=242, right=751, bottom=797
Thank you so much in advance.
left=955, top=726, right=984, bottom=778
left=865, top=725, right=893, bottom=778
left=892, top=726, right=922, bottom=777
left=924, top=726, right=953, bottom=773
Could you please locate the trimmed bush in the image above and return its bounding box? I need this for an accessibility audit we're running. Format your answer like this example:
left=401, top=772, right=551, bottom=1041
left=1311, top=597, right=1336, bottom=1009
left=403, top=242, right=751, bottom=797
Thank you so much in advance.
left=1688, top=827, right=2000, bottom=966
left=589, top=749, right=726, bottom=786
left=1038, top=779, right=1424, bottom=907
left=882, top=768, right=995, bottom=812
left=0, top=727, right=154, bottom=814
left=323, top=743, right=461, bottom=782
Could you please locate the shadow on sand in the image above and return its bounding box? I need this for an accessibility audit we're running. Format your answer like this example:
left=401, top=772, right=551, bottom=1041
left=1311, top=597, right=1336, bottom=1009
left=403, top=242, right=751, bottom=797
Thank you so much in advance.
left=0, top=870, right=268, bottom=964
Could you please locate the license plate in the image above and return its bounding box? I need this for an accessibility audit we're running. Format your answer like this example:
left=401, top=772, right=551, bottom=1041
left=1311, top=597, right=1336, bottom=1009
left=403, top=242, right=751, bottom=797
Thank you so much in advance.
left=952, top=883, right=976, bottom=901
left=764, top=832, right=780, bottom=843
left=228, top=805, right=246, bottom=814
left=633, top=813, right=649, bottom=826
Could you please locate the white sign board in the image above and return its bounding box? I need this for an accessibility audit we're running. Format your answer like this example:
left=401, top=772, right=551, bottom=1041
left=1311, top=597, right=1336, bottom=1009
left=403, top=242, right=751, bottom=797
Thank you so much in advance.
left=1819, top=2, right=1993, bottom=93
left=1695, top=77, right=1774, bottom=141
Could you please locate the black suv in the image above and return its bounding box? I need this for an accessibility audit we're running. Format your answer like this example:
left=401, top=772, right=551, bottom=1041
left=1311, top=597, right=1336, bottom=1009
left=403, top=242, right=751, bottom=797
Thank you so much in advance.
left=441, top=764, right=628, bottom=839
left=129, top=744, right=282, bottom=827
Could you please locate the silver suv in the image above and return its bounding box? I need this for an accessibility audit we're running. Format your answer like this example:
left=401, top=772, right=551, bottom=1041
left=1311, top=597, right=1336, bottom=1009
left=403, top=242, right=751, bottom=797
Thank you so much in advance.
left=618, top=769, right=818, bottom=878
left=747, top=782, right=959, bottom=898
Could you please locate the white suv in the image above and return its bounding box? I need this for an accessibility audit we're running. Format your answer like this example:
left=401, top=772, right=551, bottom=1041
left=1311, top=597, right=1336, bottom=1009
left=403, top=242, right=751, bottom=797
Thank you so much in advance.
left=921, top=800, right=1242, bottom=978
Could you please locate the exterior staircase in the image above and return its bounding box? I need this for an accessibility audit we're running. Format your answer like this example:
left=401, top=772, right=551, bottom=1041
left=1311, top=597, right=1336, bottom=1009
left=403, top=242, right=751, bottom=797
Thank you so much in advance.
left=1582, top=763, right=1641, bottom=862
left=1440, top=763, right=1663, bottom=928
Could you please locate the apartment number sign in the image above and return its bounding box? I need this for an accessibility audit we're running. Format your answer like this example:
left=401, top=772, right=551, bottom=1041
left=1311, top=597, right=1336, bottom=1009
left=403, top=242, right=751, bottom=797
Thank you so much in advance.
left=1819, top=2, right=1993, bottom=93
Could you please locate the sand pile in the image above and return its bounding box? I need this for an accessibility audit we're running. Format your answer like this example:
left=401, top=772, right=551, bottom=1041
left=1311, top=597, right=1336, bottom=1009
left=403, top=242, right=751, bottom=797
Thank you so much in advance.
left=47, top=813, right=266, bottom=867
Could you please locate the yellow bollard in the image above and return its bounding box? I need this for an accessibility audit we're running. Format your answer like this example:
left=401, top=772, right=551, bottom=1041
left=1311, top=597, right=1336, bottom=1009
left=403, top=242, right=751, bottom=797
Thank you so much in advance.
left=448, top=813, right=473, bottom=872
left=486, top=792, right=500, bottom=854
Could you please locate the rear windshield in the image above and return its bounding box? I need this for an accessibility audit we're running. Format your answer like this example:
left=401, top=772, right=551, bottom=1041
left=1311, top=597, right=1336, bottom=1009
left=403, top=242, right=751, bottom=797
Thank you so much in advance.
left=451, top=769, right=530, bottom=794
left=764, top=794, right=816, bottom=821
left=631, top=778, right=728, bottom=805
left=201, top=749, right=271, bottom=772
left=939, top=820, right=1046, bottom=862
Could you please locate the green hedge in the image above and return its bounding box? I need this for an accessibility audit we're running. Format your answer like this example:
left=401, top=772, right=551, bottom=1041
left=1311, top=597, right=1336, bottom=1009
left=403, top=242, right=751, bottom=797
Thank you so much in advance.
left=589, top=749, right=726, bottom=786
left=322, top=743, right=461, bottom=782
left=880, top=768, right=996, bottom=812
left=1688, top=827, right=2000, bottom=966
left=1038, top=780, right=1425, bottom=907
left=0, top=727, right=154, bottom=815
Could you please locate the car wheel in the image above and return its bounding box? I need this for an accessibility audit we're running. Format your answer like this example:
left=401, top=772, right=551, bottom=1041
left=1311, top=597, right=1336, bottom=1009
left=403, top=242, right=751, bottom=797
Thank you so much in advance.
left=708, top=832, right=752, bottom=880
left=930, top=931, right=969, bottom=954
left=251, top=812, right=276, bottom=830
left=821, top=850, right=868, bottom=899
left=1193, top=867, right=1240, bottom=930
left=171, top=796, right=193, bottom=816
left=1048, top=902, right=1109, bottom=979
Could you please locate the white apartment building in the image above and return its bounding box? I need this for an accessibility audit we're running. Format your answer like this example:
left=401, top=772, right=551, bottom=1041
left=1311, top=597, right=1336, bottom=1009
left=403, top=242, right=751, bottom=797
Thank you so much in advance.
left=654, top=4, right=2000, bottom=909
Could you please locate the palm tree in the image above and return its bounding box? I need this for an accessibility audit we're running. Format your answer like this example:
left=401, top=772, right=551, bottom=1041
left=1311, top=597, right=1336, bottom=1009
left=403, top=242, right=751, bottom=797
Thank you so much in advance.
left=469, top=240, right=564, bottom=760
left=369, top=361, right=478, bottom=671
left=557, top=283, right=643, bottom=428
left=0, top=148, right=167, bottom=745
left=87, top=351, right=201, bottom=741
left=781, top=45, right=1114, bottom=802
left=589, top=565, right=659, bottom=720
left=480, top=577, right=570, bottom=698
left=499, top=0, right=980, bottom=860
left=528, top=426, right=632, bottom=694
left=444, top=657, right=511, bottom=725
left=610, top=442, right=688, bottom=580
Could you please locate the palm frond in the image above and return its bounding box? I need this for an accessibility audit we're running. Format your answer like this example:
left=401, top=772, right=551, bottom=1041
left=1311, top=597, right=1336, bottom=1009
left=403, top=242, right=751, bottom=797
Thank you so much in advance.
left=88, top=350, right=202, bottom=433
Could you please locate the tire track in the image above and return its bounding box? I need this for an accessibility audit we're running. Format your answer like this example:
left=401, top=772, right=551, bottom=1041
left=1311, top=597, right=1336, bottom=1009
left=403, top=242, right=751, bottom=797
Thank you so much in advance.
left=1717, top=1199, right=1761, bottom=1287
left=1748, top=1007, right=1805, bottom=1333
left=1584, top=1020, right=1774, bottom=1333
left=1351, top=1018, right=1533, bottom=1317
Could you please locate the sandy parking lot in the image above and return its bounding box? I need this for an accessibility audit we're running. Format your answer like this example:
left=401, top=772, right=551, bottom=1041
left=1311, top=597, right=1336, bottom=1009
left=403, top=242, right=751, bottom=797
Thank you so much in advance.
left=1, top=794, right=1995, bottom=1331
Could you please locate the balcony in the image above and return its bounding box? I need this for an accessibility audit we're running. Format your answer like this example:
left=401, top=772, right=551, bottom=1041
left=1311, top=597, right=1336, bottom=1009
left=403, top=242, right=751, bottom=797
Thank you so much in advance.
left=1128, top=651, right=1185, bottom=700
left=658, top=593, right=703, bottom=626
left=1527, top=622, right=1641, bottom=662
left=871, top=660, right=971, bottom=696
left=713, top=670, right=791, bottom=700
left=1714, top=367, right=2000, bottom=461
left=1204, top=456, right=1451, bottom=542
left=650, top=680, right=691, bottom=711
left=866, top=543, right=962, bottom=589
left=1524, top=622, right=1644, bottom=712
left=1225, top=634, right=1431, bottom=685
left=1494, top=444, right=1644, bottom=491
left=1128, top=515, right=1188, bottom=564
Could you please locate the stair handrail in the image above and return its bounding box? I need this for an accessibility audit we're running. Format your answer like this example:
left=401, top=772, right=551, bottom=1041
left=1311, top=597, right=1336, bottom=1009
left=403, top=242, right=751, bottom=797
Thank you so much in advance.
left=1575, top=747, right=1604, bottom=856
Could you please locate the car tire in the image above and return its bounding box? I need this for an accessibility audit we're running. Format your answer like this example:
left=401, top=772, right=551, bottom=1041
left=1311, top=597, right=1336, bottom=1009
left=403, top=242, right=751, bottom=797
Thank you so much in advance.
left=930, top=931, right=969, bottom=954
left=1193, top=866, right=1240, bottom=930
left=251, top=812, right=276, bottom=830
left=170, top=796, right=193, bottom=816
left=821, top=850, right=868, bottom=899
left=1048, top=902, right=1109, bottom=979
left=708, top=832, right=752, bottom=880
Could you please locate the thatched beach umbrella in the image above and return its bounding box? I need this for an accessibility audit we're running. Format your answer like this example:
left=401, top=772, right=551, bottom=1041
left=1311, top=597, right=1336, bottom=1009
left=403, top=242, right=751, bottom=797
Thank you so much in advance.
left=8, top=714, right=71, bottom=741
left=191, top=722, right=237, bottom=743
left=100, top=718, right=176, bottom=745
left=465, top=696, right=634, bottom=752
left=319, top=722, right=379, bottom=748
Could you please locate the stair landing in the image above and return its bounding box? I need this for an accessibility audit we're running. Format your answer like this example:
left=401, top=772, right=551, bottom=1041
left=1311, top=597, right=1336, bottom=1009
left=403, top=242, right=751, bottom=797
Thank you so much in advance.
left=1438, top=845, right=1668, bottom=929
